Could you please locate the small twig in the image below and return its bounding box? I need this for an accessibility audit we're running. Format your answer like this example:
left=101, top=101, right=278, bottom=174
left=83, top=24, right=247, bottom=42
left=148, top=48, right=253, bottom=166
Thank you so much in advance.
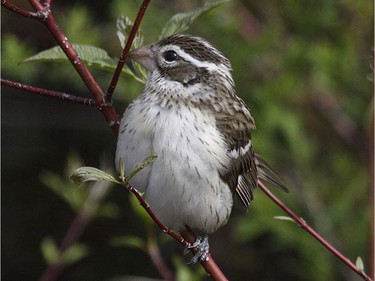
left=4, top=1, right=226, bottom=280
left=42, top=9, right=120, bottom=133
left=38, top=212, right=91, bottom=281
left=257, top=180, right=373, bottom=281
left=125, top=183, right=228, bottom=281
left=126, top=183, right=189, bottom=247
left=180, top=228, right=229, bottom=281
left=106, top=0, right=151, bottom=100
left=28, top=0, right=50, bottom=21
left=2, top=0, right=121, bottom=133
left=146, top=228, right=175, bottom=281
left=1, top=0, right=42, bottom=19
left=1, top=79, right=96, bottom=106
left=38, top=176, right=112, bottom=281
left=6, top=2, right=368, bottom=281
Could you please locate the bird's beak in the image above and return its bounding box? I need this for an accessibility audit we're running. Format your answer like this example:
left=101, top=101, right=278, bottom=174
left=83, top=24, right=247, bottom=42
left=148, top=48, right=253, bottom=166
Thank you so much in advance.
left=128, top=45, right=157, bottom=72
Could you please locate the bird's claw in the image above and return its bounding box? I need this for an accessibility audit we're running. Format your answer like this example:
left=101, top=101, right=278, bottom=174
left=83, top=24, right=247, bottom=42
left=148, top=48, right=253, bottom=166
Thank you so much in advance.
left=184, top=235, right=210, bottom=264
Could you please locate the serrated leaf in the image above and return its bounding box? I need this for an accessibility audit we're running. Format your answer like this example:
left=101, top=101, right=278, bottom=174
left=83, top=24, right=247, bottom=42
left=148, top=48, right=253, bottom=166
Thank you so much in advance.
left=273, top=216, right=296, bottom=223
left=126, top=155, right=157, bottom=182
left=110, top=235, right=146, bottom=250
left=116, top=15, right=144, bottom=49
left=41, top=237, right=60, bottom=265
left=159, top=0, right=230, bottom=39
left=116, top=15, right=148, bottom=83
left=70, top=167, right=120, bottom=185
left=23, top=44, right=146, bottom=83
left=356, top=256, right=364, bottom=271
left=24, top=44, right=116, bottom=65
left=61, top=243, right=89, bottom=265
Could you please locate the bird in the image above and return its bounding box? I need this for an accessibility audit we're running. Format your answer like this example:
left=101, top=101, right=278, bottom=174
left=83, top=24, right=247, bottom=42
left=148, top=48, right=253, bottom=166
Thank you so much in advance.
left=115, top=34, right=287, bottom=263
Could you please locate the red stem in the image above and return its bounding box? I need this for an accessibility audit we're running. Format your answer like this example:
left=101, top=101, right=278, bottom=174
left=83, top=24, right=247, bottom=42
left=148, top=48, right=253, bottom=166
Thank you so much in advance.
left=1, top=79, right=96, bottom=106
left=146, top=228, right=175, bottom=281
left=1, top=0, right=42, bottom=18
left=24, top=0, right=121, bottom=134
left=126, top=183, right=189, bottom=247
left=106, top=0, right=151, bottom=100
left=3, top=1, right=371, bottom=281
left=126, top=183, right=228, bottom=280
left=180, top=228, right=229, bottom=281
left=257, top=180, right=373, bottom=281
left=38, top=212, right=91, bottom=281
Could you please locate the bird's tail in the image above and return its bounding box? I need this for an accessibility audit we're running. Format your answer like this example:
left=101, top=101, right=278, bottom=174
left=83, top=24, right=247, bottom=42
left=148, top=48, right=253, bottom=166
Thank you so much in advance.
left=255, top=154, right=289, bottom=192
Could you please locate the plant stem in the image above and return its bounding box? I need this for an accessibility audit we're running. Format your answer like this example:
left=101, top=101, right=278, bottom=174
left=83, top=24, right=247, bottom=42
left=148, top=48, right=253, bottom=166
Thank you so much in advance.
left=1, top=79, right=96, bottom=106
left=125, top=183, right=228, bottom=280
left=1, top=0, right=42, bottom=18
left=146, top=228, right=175, bottom=281
left=258, top=180, right=373, bottom=281
left=26, top=0, right=121, bottom=134
left=106, top=0, right=151, bottom=100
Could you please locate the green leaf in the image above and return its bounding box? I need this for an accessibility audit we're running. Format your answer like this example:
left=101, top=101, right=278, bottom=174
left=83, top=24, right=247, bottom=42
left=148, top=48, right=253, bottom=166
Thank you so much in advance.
left=24, top=44, right=115, bottom=65
left=41, top=238, right=89, bottom=266
left=40, top=152, right=92, bottom=211
left=356, top=256, right=364, bottom=272
left=116, top=15, right=148, bottom=83
left=126, top=155, right=157, bottom=182
left=61, top=243, right=89, bottom=265
left=70, top=167, right=120, bottom=185
left=159, top=0, right=230, bottom=39
left=116, top=15, right=144, bottom=50
left=41, top=237, right=60, bottom=265
left=110, top=235, right=146, bottom=250
left=273, top=216, right=296, bottom=223
left=23, top=44, right=146, bottom=83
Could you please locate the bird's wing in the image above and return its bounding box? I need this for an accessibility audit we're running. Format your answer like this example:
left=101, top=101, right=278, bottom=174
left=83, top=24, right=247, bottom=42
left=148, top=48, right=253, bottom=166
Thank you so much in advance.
left=216, top=101, right=288, bottom=209
left=215, top=106, right=258, bottom=209
left=254, top=154, right=288, bottom=192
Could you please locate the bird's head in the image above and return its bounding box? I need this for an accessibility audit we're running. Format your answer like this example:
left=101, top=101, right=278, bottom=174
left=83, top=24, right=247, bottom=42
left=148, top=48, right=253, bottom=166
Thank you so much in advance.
left=129, top=34, right=234, bottom=92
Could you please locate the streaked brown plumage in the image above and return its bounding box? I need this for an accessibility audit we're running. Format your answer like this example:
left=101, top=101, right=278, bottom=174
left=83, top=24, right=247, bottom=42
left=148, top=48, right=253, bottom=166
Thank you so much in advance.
left=116, top=34, right=287, bottom=262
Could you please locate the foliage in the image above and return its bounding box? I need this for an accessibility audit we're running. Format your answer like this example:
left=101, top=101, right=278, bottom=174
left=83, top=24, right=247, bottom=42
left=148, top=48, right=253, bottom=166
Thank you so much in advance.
left=2, top=0, right=372, bottom=281
left=41, top=237, right=89, bottom=266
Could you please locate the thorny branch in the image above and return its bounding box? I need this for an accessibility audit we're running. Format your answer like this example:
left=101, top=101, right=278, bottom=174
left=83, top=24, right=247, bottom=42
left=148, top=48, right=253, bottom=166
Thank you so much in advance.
left=2, top=1, right=373, bottom=281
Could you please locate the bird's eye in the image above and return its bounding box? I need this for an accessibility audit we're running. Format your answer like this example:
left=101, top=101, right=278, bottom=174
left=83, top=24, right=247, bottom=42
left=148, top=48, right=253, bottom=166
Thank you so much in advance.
left=163, top=50, right=178, bottom=62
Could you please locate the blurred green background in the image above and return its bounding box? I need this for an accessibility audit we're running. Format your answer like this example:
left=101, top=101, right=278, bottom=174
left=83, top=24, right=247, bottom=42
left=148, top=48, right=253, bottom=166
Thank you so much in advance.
left=2, top=0, right=373, bottom=280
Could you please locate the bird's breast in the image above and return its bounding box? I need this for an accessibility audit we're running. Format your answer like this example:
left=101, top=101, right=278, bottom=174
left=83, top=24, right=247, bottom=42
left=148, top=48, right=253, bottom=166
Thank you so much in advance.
left=116, top=97, right=233, bottom=233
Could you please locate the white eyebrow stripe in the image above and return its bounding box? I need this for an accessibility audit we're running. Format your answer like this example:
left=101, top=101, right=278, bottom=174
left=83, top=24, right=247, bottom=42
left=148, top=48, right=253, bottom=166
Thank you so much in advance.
left=160, top=45, right=222, bottom=72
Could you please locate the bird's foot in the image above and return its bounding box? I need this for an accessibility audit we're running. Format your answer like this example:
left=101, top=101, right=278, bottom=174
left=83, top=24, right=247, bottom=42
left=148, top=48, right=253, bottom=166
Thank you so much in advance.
left=184, top=235, right=210, bottom=264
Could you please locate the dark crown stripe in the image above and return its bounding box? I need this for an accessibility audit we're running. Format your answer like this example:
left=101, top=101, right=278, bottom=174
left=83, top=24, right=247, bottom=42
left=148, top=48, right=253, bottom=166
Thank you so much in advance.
left=158, top=34, right=230, bottom=67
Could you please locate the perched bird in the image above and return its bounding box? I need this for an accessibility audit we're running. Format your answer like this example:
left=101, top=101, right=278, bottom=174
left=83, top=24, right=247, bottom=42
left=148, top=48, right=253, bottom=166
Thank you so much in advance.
left=116, top=34, right=287, bottom=262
